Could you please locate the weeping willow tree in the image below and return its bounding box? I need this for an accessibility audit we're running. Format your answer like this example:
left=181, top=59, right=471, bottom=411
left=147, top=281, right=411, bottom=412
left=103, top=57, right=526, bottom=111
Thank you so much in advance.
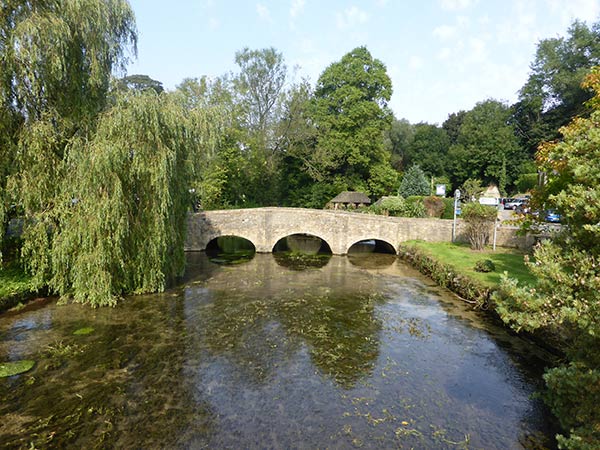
left=47, top=92, right=222, bottom=306
left=0, top=0, right=137, bottom=263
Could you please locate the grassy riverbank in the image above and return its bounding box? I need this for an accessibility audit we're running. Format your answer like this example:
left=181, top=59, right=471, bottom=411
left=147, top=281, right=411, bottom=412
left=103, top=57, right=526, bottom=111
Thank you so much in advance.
left=398, top=241, right=534, bottom=307
left=403, top=241, right=535, bottom=287
left=0, top=262, right=37, bottom=313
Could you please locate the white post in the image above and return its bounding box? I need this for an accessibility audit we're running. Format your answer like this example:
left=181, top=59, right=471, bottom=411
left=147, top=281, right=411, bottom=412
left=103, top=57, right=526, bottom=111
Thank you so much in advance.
left=492, top=202, right=501, bottom=251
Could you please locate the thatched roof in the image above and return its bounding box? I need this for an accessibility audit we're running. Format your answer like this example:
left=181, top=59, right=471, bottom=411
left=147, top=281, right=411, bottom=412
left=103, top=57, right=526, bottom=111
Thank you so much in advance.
left=330, top=191, right=371, bottom=204
left=482, top=185, right=501, bottom=198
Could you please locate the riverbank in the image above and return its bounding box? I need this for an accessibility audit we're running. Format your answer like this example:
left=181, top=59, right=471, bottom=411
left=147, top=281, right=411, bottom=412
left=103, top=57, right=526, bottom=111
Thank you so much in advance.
left=0, top=262, right=38, bottom=313
left=398, top=241, right=534, bottom=308
left=398, top=241, right=564, bottom=355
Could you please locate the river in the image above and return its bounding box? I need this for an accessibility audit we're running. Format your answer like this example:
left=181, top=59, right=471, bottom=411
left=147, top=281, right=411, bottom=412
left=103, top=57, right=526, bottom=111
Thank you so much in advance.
left=0, top=252, right=557, bottom=448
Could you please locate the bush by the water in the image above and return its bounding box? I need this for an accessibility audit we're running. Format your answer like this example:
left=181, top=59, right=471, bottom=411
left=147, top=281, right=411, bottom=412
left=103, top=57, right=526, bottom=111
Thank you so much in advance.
left=474, top=259, right=495, bottom=273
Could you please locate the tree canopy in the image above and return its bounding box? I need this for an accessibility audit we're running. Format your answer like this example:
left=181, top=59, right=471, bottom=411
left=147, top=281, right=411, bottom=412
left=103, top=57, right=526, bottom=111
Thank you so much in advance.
left=308, top=46, right=396, bottom=203
left=496, top=67, right=600, bottom=448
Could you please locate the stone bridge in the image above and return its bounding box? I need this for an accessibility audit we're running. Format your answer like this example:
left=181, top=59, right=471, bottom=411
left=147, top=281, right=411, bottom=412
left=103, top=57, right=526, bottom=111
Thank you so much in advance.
left=185, top=207, right=532, bottom=255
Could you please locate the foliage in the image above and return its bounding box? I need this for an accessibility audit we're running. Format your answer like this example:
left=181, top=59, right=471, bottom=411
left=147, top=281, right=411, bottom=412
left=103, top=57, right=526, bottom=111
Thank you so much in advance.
left=423, top=196, right=445, bottom=218
left=368, top=196, right=427, bottom=218
left=495, top=67, right=600, bottom=448
left=474, top=259, right=495, bottom=273
left=403, top=197, right=428, bottom=218
left=0, top=261, right=38, bottom=313
left=310, top=46, right=395, bottom=199
left=515, top=173, right=538, bottom=194
left=398, top=165, right=429, bottom=197
left=461, top=203, right=497, bottom=250
left=233, top=47, right=286, bottom=136
left=514, top=20, right=600, bottom=160
left=459, top=178, right=483, bottom=202
left=0, top=0, right=137, bottom=263
left=399, top=243, right=493, bottom=308
left=447, top=100, right=526, bottom=189
left=44, top=92, right=221, bottom=306
left=401, top=241, right=535, bottom=288
left=117, top=74, right=164, bottom=94
left=384, top=118, right=415, bottom=171
left=405, top=123, right=450, bottom=177
left=442, top=111, right=466, bottom=145
left=441, top=198, right=455, bottom=220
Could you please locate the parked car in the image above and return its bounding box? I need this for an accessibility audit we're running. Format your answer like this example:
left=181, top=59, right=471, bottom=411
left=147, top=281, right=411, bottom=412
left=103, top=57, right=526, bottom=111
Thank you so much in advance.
left=545, top=209, right=561, bottom=223
left=505, top=198, right=526, bottom=210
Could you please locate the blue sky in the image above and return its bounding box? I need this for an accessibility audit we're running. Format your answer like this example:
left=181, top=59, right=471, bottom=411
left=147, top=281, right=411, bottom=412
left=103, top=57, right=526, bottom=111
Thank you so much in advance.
left=126, top=0, right=600, bottom=124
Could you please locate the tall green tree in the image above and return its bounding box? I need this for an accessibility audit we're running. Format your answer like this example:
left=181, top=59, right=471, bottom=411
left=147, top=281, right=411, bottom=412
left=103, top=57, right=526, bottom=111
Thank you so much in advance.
left=447, top=100, right=525, bottom=189
left=117, top=74, right=164, bottom=94
left=310, top=46, right=396, bottom=204
left=495, top=68, right=600, bottom=448
left=516, top=20, right=600, bottom=155
left=398, top=165, right=429, bottom=198
left=1, top=0, right=137, bottom=263
left=442, top=110, right=466, bottom=146
left=405, top=123, right=450, bottom=178
left=384, top=118, right=415, bottom=171
left=45, top=92, right=221, bottom=306
left=233, top=47, right=287, bottom=140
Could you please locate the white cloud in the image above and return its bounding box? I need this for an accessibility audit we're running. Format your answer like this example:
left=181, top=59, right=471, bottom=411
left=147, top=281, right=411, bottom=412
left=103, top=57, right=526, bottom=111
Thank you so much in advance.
left=439, top=0, right=476, bottom=11
left=433, top=24, right=457, bottom=39
left=256, top=3, right=272, bottom=22
left=544, top=0, right=600, bottom=27
left=290, top=0, right=306, bottom=18
left=336, top=6, right=369, bottom=30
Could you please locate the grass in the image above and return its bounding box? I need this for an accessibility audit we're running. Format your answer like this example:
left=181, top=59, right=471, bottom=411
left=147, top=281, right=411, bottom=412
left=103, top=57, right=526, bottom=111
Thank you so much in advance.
left=404, top=241, right=536, bottom=288
left=0, top=261, right=37, bottom=312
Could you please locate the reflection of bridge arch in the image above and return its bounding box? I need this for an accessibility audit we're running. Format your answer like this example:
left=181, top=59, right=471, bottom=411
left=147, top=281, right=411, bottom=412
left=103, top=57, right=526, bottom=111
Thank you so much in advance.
left=348, top=239, right=396, bottom=254
left=185, top=207, right=469, bottom=255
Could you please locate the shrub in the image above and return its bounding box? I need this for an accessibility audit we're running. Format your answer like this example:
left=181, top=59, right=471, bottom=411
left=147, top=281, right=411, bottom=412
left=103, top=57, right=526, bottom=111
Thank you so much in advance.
left=441, top=198, right=455, bottom=219
left=474, top=259, right=495, bottom=272
left=370, top=196, right=426, bottom=218
left=403, top=196, right=427, bottom=218
left=462, top=202, right=497, bottom=250
left=423, top=196, right=445, bottom=218
left=398, top=165, right=429, bottom=197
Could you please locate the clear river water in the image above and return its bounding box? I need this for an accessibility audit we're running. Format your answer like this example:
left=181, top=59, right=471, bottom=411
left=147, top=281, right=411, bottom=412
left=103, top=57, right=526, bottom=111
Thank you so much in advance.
left=0, top=252, right=558, bottom=449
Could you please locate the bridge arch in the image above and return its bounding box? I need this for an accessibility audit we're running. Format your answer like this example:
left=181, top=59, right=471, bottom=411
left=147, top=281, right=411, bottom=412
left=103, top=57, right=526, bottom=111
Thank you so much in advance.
left=272, top=232, right=333, bottom=254
left=205, top=235, right=256, bottom=254
left=347, top=238, right=397, bottom=255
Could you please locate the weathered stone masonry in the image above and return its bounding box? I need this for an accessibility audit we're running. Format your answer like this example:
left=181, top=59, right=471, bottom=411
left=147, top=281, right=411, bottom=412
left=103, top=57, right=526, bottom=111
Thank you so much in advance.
left=185, top=207, right=534, bottom=255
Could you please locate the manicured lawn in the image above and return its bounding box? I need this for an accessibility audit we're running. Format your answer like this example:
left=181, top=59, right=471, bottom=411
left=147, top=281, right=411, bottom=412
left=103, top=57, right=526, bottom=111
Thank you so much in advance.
left=403, top=241, right=536, bottom=288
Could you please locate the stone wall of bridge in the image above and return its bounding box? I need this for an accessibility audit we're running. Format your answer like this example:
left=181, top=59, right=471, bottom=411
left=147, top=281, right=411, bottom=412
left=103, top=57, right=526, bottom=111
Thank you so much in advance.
left=185, top=207, right=534, bottom=255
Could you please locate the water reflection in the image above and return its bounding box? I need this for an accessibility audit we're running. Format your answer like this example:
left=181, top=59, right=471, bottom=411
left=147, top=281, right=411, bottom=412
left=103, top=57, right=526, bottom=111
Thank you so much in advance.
left=0, top=253, right=558, bottom=449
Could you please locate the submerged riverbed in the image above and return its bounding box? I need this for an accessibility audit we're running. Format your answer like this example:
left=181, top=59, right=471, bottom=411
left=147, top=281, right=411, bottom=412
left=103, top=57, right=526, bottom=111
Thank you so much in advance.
left=0, top=253, right=557, bottom=448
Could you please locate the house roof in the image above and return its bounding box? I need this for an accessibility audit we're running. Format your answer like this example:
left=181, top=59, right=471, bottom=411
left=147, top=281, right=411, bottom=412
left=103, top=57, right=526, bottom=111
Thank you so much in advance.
left=482, top=185, right=501, bottom=197
left=330, top=191, right=371, bottom=204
